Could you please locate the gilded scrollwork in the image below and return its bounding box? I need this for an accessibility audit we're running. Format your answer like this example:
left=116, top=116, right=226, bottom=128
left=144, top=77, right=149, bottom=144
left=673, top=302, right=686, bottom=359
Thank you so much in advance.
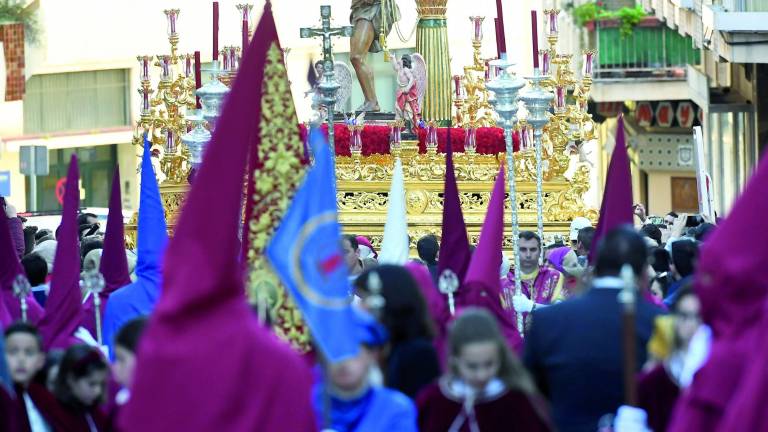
left=242, top=42, right=311, bottom=353
left=544, top=164, right=598, bottom=222
left=337, top=146, right=596, bottom=249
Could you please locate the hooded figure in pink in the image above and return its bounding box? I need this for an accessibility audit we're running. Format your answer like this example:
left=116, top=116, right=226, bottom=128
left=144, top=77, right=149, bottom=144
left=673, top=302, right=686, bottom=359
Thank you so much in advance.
left=38, top=155, right=86, bottom=350
left=669, top=152, right=768, bottom=431
left=119, top=3, right=315, bottom=431
left=458, top=167, right=523, bottom=352
left=0, top=197, right=44, bottom=326
left=82, top=167, right=132, bottom=337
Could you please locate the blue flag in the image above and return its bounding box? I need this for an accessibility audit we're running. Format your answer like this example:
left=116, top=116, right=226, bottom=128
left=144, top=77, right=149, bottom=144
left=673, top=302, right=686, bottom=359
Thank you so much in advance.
left=267, top=128, right=359, bottom=363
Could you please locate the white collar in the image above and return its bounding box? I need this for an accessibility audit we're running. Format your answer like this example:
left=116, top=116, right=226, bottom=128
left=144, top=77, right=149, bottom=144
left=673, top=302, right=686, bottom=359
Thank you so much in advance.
left=447, top=378, right=506, bottom=400
left=592, top=276, right=625, bottom=289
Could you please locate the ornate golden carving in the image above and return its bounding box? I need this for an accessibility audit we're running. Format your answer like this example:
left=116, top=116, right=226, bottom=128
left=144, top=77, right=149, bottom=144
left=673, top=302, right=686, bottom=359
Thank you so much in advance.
left=336, top=140, right=596, bottom=249
left=244, top=42, right=311, bottom=353
left=545, top=165, right=598, bottom=222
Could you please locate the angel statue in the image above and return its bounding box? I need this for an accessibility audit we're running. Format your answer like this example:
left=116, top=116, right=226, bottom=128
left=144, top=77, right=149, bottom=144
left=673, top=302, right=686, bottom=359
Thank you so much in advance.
left=391, top=53, right=427, bottom=133
left=305, top=60, right=354, bottom=116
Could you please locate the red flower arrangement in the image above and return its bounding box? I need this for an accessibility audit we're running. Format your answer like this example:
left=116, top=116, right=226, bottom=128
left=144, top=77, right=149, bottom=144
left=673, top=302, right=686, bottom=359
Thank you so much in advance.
left=298, top=124, right=520, bottom=156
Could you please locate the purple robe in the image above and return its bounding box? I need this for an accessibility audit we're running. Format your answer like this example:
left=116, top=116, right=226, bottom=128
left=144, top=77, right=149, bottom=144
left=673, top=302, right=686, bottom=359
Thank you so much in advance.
left=501, top=267, right=564, bottom=333
left=8, top=216, right=25, bottom=259
left=416, top=379, right=553, bottom=432
left=638, top=364, right=680, bottom=432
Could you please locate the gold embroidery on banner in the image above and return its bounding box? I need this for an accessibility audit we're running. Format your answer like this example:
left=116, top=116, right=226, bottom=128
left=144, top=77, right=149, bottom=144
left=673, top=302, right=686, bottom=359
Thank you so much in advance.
left=246, top=42, right=311, bottom=353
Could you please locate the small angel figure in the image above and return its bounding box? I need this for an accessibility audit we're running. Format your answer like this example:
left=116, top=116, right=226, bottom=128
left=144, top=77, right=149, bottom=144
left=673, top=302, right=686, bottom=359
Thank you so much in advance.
left=305, top=60, right=354, bottom=116
left=391, top=53, right=427, bottom=133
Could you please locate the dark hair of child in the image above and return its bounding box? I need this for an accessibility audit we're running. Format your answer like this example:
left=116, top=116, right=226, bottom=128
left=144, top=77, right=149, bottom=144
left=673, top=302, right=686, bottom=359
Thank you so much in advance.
left=4, top=321, right=43, bottom=350
left=52, top=345, right=108, bottom=409
left=114, top=317, right=148, bottom=353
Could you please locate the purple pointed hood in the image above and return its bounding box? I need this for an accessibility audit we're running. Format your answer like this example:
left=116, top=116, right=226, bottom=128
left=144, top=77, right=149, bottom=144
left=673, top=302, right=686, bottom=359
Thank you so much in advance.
left=669, top=153, right=768, bottom=431
left=82, top=167, right=131, bottom=334
left=39, top=155, right=84, bottom=350
left=0, top=197, right=44, bottom=326
left=464, top=166, right=505, bottom=291
left=437, top=130, right=471, bottom=283
left=590, top=115, right=633, bottom=263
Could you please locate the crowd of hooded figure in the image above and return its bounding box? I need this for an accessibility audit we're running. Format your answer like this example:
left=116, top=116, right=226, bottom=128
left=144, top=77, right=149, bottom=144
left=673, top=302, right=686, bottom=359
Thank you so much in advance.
left=2, top=182, right=713, bottom=432
left=1, top=4, right=761, bottom=429
left=332, top=209, right=709, bottom=432
left=1, top=202, right=148, bottom=431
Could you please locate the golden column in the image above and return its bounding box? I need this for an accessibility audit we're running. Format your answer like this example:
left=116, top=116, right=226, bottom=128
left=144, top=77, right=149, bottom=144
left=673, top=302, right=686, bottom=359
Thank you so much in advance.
left=416, top=0, right=452, bottom=126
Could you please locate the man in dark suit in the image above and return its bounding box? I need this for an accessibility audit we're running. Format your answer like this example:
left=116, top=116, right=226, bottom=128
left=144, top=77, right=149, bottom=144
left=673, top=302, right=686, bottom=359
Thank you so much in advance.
left=524, top=226, right=662, bottom=432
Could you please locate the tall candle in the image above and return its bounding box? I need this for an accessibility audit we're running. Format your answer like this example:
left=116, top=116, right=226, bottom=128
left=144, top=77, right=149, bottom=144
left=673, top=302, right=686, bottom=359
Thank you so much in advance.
left=583, top=51, right=595, bottom=75
left=141, top=88, right=150, bottom=112
left=194, top=51, right=202, bottom=109
left=555, top=85, right=566, bottom=111
left=161, top=56, right=170, bottom=80
left=549, top=11, right=558, bottom=35
left=166, top=129, right=175, bottom=153
left=540, top=50, right=550, bottom=75
left=185, top=54, right=192, bottom=77
left=494, top=18, right=502, bottom=59
left=242, top=19, right=249, bottom=54
left=222, top=49, right=230, bottom=71
left=229, top=47, right=237, bottom=70
left=213, top=1, right=219, bottom=62
left=495, top=0, right=506, bottom=56
left=453, top=75, right=462, bottom=98
left=140, top=56, right=149, bottom=81
left=470, top=16, right=484, bottom=43
left=531, top=11, right=539, bottom=69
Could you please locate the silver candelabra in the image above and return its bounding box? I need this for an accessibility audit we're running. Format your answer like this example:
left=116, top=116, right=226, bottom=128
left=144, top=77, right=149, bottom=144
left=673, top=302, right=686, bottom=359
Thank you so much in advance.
left=487, top=57, right=527, bottom=335
left=519, top=70, right=553, bottom=264
left=181, top=110, right=213, bottom=166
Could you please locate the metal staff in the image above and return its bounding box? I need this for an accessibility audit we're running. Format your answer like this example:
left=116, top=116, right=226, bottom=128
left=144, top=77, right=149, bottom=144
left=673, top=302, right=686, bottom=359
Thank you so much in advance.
left=519, top=69, right=554, bottom=265
left=487, top=58, right=526, bottom=335
left=13, top=274, right=31, bottom=322
left=618, top=264, right=638, bottom=406
left=83, top=271, right=106, bottom=346
left=365, top=270, right=386, bottom=318
left=438, top=270, right=458, bottom=316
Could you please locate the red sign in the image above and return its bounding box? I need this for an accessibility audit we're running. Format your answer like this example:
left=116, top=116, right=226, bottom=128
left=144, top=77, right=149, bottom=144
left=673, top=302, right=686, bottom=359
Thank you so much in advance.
left=656, top=102, right=673, bottom=127
left=55, top=178, right=66, bottom=205
left=676, top=102, right=694, bottom=128
left=636, top=102, right=653, bottom=127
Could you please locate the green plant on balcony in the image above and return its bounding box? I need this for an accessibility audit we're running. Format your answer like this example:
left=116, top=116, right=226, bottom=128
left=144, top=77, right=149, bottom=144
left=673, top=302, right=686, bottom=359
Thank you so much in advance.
left=0, top=0, right=39, bottom=43
left=572, top=1, right=647, bottom=38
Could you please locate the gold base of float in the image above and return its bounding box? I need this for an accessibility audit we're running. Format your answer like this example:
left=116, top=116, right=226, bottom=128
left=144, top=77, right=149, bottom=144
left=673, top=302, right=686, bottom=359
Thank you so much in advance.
left=127, top=139, right=596, bottom=253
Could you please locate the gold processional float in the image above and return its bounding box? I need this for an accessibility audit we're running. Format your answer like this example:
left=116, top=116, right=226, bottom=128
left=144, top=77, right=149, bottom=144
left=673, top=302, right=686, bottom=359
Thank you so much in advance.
left=127, top=2, right=598, bottom=351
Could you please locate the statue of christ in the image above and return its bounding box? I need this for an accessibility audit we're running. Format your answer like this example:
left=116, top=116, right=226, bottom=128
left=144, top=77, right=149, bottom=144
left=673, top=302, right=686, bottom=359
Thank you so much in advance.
left=349, top=0, right=400, bottom=112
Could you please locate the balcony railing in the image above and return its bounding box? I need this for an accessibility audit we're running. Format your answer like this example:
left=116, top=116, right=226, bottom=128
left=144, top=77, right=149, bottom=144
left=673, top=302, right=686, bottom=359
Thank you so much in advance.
left=717, top=0, right=768, bottom=11
left=590, top=17, right=701, bottom=80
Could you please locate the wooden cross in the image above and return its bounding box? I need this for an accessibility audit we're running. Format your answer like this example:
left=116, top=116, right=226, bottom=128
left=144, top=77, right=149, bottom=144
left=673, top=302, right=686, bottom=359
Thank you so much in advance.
left=300, top=5, right=353, bottom=73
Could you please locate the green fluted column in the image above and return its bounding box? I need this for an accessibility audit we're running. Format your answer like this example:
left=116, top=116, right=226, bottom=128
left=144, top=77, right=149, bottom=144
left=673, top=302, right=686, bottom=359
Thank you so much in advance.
left=416, top=16, right=452, bottom=126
